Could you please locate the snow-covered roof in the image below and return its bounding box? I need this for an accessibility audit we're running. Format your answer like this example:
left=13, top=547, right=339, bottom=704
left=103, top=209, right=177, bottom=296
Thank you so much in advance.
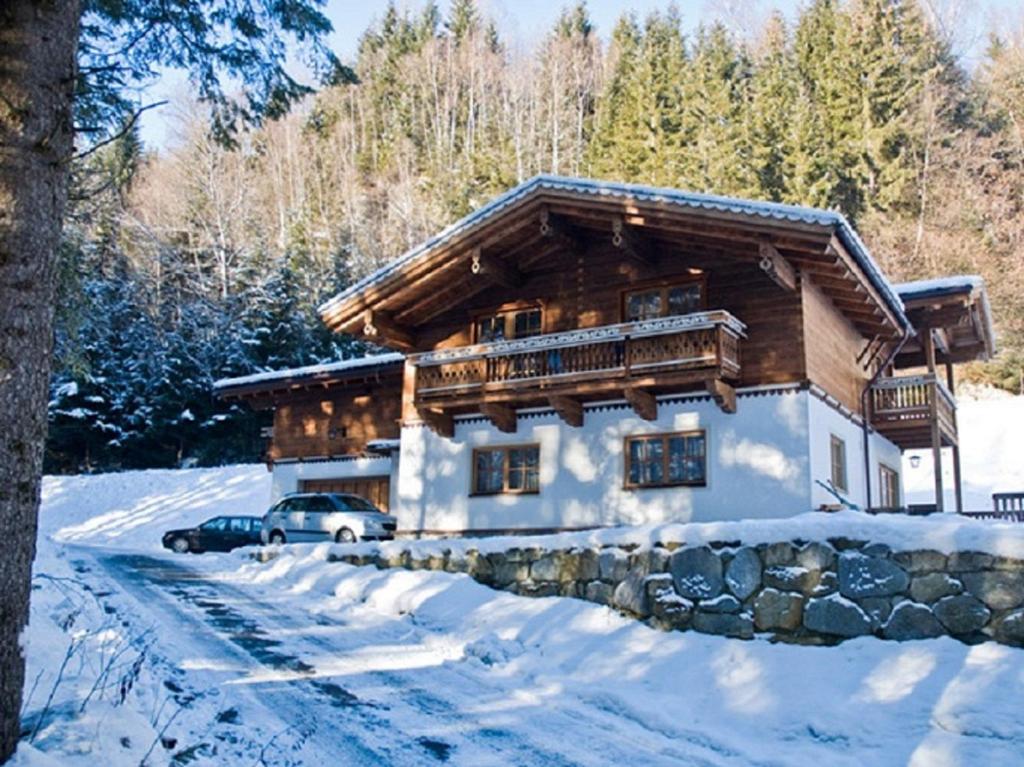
left=895, top=275, right=984, bottom=300
left=213, top=352, right=405, bottom=395
left=895, top=275, right=995, bottom=357
left=319, top=174, right=911, bottom=330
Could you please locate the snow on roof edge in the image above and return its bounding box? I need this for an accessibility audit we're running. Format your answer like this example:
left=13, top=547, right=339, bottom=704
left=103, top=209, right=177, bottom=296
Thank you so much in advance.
left=318, top=175, right=911, bottom=330
left=213, top=352, right=405, bottom=392
left=896, top=275, right=995, bottom=356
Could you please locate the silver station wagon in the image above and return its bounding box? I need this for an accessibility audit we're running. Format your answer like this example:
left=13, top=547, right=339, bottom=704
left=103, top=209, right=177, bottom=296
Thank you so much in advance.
left=260, top=492, right=396, bottom=544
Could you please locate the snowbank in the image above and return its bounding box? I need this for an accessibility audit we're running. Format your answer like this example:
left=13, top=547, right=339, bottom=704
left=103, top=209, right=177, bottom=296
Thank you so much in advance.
left=40, top=464, right=270, bottom=551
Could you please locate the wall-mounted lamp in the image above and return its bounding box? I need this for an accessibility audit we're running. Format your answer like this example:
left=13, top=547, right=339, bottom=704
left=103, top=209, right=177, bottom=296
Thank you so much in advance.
left=909, top=455, right=921, bottom=469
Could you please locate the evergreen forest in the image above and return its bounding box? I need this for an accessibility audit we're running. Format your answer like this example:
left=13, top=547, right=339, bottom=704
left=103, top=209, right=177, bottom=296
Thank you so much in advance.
left=48, top=0, right=1024, bottom=473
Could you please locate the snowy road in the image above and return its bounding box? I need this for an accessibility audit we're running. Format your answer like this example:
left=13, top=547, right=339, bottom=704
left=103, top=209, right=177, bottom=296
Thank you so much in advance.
left=79, top=549, right=750, bottom=767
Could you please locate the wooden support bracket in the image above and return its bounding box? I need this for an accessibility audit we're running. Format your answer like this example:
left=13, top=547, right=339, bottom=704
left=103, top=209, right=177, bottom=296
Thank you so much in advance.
left=363, top=309, right=415, bottom=351
left=470, top=247, right=522, bottom=288
left=417, top=407, right=454, bottom=438
left=612, top=217, right=655, bottom=266
left=758, top=242, right=797, bottom=292
left=480, top=402, right=517, bottom=433
left=624, top=387, right=657, bottom=421
left=548, top=395, right=584, bottom=428
left=705, top=378, right=737, bottom=414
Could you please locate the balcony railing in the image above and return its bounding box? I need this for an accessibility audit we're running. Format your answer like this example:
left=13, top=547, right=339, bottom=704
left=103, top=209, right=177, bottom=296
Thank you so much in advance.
left=411, top=310, right=745, bottom=406
left=869, top=373, right=956, bottom=444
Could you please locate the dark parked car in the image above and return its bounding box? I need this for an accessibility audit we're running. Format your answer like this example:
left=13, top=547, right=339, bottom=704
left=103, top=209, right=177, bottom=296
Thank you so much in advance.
left=162, top=516, right=263, bottom=554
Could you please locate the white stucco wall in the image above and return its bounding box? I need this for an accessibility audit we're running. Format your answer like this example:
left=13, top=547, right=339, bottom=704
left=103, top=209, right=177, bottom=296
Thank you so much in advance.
left=271, top=455, right=397, bottom=508
left=806, top=391, right=903, bottom=510
left=395, top=387, right=814, bottom=532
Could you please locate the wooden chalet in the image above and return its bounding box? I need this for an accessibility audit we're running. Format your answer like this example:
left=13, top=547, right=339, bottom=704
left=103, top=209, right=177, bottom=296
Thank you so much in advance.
left=216, top=177, right=994, bottom=533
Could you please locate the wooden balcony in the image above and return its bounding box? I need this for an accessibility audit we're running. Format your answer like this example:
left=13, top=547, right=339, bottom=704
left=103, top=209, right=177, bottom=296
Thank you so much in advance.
left=869, top=373, right=957, bottom=450
left=411, top=311, right=745, bottom=431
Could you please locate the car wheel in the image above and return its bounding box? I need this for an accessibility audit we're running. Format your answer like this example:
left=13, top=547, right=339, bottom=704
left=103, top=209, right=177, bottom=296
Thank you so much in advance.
left=335, top=527, right=356, bottom=544
left=171, top=537, right=190, bottom=554
left=269, top=530, right=286, bottom=545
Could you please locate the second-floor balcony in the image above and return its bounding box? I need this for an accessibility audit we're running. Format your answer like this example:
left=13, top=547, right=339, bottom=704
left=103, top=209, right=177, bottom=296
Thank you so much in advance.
left=869, top=373, right=957, bottom=450
left=410, top=310, right=745, bottom=427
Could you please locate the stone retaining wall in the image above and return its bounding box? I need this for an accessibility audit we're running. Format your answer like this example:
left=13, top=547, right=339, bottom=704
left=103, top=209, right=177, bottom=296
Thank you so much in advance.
left=326, top=537, right=1024, bottom=646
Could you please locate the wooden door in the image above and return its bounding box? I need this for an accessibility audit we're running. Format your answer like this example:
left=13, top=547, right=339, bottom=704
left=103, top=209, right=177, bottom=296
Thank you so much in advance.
left=300, top=476, right=391, bottom=512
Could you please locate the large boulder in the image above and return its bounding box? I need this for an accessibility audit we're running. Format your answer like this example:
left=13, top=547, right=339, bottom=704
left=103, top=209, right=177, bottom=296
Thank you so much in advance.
left=612, top=566, right=651, bottom=617
left=646, top=574, right=693, bottom=630
left=669, top=547, right=724, bottom=600
left=584, top=580, right=614, bottom=606
left=797, top=542, right=836, bottom=571
left=576, top=549, right=601, bottom=582
left=761, top=542, right=798, bottom=566
left=697, top=594, right=742, bottom=614
left=529, top=552, right=563, bottom=582
left=993, top=609, right=1024, bottom=646
left=882, top=601, right=944, bottom=641
left=599, top=549, right=629, bottom=582
left=858, top=597, right=893, bottom=630
left=803, top=594, right=872, bottom=638
left=725, top=547, right=762, bottom=601
left=946, top=551, right=995, bottom=572
left=933, top=594, right=991, bottom=635
left=961, top=571, right=1024, bottom=611
left=910, top=573, right=963, bottom=604
left=893, top=549, right=947, bottom=574
left=692, top=611, right=754, bottom=639
left=838, top=552, right=909, bottom=598
left=763, top=565, right=820, bottom=595
left=753, top=589, right=804, bottom=632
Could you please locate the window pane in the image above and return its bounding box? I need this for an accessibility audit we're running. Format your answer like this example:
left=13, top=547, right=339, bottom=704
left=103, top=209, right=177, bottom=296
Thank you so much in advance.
left=513, top=309, right=542, bottom=339
left=475, top=450, right=504, bottom=494
left=629, top=437, right=664, bottom=486
left=507, top=447, right=540, bottom=491
left=668, top=284, right=701, bottom=315
left=477, top=316, right=505, bottom=342
left=626, top=290, right=662, bottom=321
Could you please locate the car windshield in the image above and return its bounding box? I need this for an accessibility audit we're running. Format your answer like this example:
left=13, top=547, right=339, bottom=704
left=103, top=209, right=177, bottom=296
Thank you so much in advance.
left=200, top=517, right=227, bottom=531
left=333, top=494, right=378, bottom=512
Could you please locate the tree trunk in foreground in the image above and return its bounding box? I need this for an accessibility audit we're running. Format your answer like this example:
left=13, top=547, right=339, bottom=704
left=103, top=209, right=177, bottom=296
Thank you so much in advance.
left=0, top=1, right=79, bottom=761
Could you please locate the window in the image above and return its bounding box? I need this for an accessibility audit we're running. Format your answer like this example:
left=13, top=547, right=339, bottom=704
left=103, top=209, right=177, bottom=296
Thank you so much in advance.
left=624, top=279, right=703, bottom=322
left=625, top=431, right=707, bottom=488
left=201, top=517, right=228, bottom=531
left=229, top=517, right=251, bottom=533
left=305, top=495, right=334, bottom=512
left=472, top=445, right=540, bottom=495
left=476, top=307, right=542, bottom=343
left=879, top=464, right=900, bottom=508
left=830, top=435, right=847, bottom=492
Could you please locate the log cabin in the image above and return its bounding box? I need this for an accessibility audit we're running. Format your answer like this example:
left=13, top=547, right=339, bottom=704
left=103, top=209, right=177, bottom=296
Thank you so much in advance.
left=214, top=176, right=995, bottom=535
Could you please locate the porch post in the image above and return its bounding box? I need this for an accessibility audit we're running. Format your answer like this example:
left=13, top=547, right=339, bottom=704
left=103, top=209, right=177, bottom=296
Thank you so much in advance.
left=925, top=331, right=944, bottom=512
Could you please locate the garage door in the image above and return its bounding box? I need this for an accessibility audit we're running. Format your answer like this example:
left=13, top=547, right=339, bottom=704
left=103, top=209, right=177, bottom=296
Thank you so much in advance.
left=299, top=476, right=391, bottom=512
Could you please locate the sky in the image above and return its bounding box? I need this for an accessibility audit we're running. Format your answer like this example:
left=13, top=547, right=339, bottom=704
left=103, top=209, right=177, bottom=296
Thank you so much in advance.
left=139, top=0, right=1022, bottom=149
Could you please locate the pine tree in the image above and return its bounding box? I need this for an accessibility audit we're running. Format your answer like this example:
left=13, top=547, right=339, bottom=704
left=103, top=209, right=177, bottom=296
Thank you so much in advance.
left=749, top=13, right=797, bottom=201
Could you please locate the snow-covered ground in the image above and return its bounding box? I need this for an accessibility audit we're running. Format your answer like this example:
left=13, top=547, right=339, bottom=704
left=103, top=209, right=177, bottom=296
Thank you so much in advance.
left=13, top=391, right=1024, bottom=765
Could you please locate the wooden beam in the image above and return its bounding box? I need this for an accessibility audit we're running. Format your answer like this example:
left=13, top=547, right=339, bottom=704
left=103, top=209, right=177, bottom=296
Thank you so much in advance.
left=624, top=388, right=657, bottom=421
left=470, top=247, right=522, bottom=289
left=757, top=242, right=797, bottom=292
left=539, top=207, right=581, bottom=254
left=417, top=407, right=454, bottom=438
left=612, top=216, right=655, bottom=266
left=548, top=395, right=583, bottom=428
left=362, top=309, right=415, bottom=352
left=705, top=378, right=737, bottom=414
left=480, top=402, right=517, bottom=433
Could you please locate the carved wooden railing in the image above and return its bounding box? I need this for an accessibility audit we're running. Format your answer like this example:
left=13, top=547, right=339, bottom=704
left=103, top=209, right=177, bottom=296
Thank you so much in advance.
left=869, top=373, right=956, bottom=439
left=412, top=310, right=746, bottom=403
